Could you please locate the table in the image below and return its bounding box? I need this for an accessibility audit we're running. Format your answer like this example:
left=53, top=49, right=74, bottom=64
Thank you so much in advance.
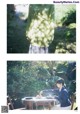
left=22, top=97, right=57, bottom=110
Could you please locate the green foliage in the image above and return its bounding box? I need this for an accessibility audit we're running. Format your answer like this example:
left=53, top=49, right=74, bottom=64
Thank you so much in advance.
left=49, top=25, right=76, bottom=53
left=62, top=10, right=76, bottom=25
left=69, top=80, right=76, bottom=94
left=7, top=61, right=75, bottom=96
left=48, top=4, right=76, bottom=53
left=26, top=4, right=54, bottom=47
left=7, top=5, right=30, bottom=53
left=66, top=62, right=76, bottom=81
left=7, top=5, right=15, bottom=23
left=54, top=4, right=76, bottom=24
left=7, top=4, right=76, bottom=53
left=7, top=61, right=76, bottom=108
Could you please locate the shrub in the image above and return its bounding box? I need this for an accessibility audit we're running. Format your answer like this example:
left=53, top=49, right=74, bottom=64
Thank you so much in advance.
left=62, top=10, right=76, bottom=26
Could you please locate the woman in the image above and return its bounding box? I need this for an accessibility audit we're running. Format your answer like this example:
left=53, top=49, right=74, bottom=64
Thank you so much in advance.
left=55, top=78, right=71, bottom=110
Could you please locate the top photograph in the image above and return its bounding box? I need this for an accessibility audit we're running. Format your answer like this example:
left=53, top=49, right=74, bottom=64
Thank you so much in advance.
left=7, top=4, right=76, bottom=54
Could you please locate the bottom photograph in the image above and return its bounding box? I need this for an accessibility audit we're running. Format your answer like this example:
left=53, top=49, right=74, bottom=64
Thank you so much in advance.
left=7, top=61, right=77, bottom=110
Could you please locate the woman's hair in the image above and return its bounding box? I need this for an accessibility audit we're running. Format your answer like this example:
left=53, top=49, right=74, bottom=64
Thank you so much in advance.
left=56, top=78, right=64, bottom=86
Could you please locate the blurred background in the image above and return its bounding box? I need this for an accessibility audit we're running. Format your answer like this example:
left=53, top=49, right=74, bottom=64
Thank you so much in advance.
left=7, top=4, right=76, bottom=53
left=7, top=61, right=76, bottom=109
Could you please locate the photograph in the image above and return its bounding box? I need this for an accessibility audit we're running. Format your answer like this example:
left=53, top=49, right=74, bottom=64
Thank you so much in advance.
left=0, top=0, right=79, bottom=114
left=7, top=61, right=77, bottom=110
left=7, top=4, right=76, bottom=53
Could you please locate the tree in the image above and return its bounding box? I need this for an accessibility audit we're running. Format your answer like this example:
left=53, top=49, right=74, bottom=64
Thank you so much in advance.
left=26, top=5, right=55, bottom=47
left=7, top=5, right=16, bottom=53
left=7, top=5, right=30, bottom=53
left=62, top=10, right=76, bottom=26
left=7, top=61, right=76, bottom=108
left=66, top=62, right=76, bottom=94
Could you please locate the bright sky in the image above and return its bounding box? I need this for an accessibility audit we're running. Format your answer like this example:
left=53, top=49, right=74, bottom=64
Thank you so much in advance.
left=15, top=4, right=29, bottom=13
left=14, top=4, right=29, bottom=19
